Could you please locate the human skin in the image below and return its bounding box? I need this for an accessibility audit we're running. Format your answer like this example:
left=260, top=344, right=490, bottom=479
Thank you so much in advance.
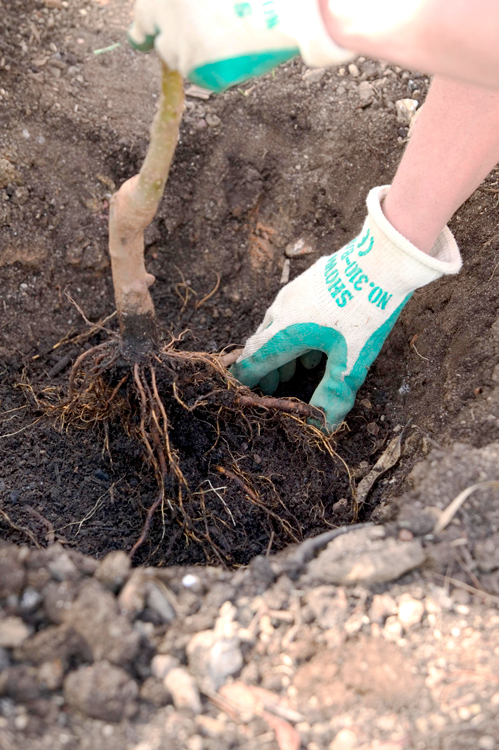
left=319, top=0, right=499, bottom=90
left=383, top=76, right=499, bottom=255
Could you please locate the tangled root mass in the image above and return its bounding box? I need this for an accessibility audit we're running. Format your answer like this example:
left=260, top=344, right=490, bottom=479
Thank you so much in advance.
left=30, top=337, right=353, bottom=567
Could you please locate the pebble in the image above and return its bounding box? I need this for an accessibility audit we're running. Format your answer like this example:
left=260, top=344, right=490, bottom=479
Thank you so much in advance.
left=64, top=662, right=139, bottom=722
left=187, top=628, right=243, bottom=691
left=38, top=659, right=65, bottom=691
left=187, top=736, right=203, bottom=750
left=357, top=81, right=375, bottom=103
left=425, top=586, right=453, bottom=613
left=164, top=667, right=202, bottom=713
left=151, top=654, right=180, bottom=680
left=285, top=239, right=314, bottom=258
left=96, top=551, right=131, bottom=592
left=307, top=526, right=425, bottom=585
left=48, top=553, right=78, bottom=582
left=0, top=617, right=31, bottom=648
left=0, top=646, right=10, bottom=670
left=395, top=98, right=418, bottom=126
left=20, top=587, right=42, bottom=612
left=478, top=737, right=496, bottom=750
left=206, top=113, right=221, bottom=127
left=303, top=67, right=326, bottom=84
left=348, top=63, right=360, bottom=78
left=146, top=583, right=176, bottom=624
left=369, top=593, right=398, bottom=624
left=397, top=594, right=425, bottom=628
left=330, top=728, right=358, bottom=750
left=383, top=615, right=403, bottom=641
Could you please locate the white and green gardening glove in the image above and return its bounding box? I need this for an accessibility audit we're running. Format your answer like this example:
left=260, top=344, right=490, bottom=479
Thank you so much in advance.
left=231, top=186, right=462, bottom=431
left=128, top=0, right=352, bottom=93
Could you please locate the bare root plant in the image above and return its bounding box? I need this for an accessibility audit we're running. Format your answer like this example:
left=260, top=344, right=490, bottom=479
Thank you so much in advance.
left=33, top=61, right=349, bottom=561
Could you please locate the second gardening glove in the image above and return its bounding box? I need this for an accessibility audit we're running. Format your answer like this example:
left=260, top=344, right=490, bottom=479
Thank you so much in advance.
left=128, top=0, right=351, bottom=92
left=231, top=186, right=462, bottom=431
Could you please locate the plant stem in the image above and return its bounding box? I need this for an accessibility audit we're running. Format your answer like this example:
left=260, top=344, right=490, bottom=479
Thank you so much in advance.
left=108, top=62, right=184, bottom=351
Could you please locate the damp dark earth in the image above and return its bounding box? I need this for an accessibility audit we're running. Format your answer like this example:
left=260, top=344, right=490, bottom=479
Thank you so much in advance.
left=2, top=1, right=499, bottom=749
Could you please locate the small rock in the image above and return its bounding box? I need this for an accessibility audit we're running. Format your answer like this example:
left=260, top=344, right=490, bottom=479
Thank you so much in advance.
left=64, top=580, right=140, bottom=666
left=348, top=63, right=360, bottom=78
left=0, top=546, right=26, bottom=597
left=119, top=570, right=147, bottom=616
left=64, top=662, right=139, bottom=722
left=397, top=594, right=424, bottom=628
left=303, top=67, right=326, bottom=84
left=383, top=615, right=403, bottom=641
left=187, top=628, right=243, bottom=691
left=395, top=98, right=418, bottom=126
left=357, top=81, right=374, bottom=103
left=20, top=587, right=42, bottom=613
left=146, top=583, right=176, bottom=624
left=182, top=574, right=204, bottom=593
left=48, top=552, right=79, bottom=582
left=369, top=593, right=398, bottom=624
left=38, top=659, right=65, bottom=691
left=474, top=533, right=499, bottom=572
left=398, top=529, right=414, bottom=541
left=361, top=60, right=378, bottom=77
left=187, top=737, right=203, bottom=750
left=96, top=551, right=131, bottom=592
left=196, top=714, right=227, bottom=737
left=478, top=736, right=496, bottom=750
left=306, top=586, right=348, bottom=630
left=43, top=581, right=77, bottom=625
left=139, top=676, right=172, bottom=707
left=307, top=526, right=426, bottom=585
left=206, top=113, right=221, bottom=127
left=330, top=728, right=358, bottom=750
left=285, top=239, right=314, bottom=258
left=4, top=665, right=41, bottom=702
left=16, top=624, right=87, bottom=665
left=344, top=611, right=366, bottom=636
left=425, top=586, right=453, bottom=613
left=0, top=617, right=31, bottom=648
left=0, top=646, right=10, bottom=670
left=164, top=667, right=202, bottom=713
left=151, top=654, right=180, bottom=680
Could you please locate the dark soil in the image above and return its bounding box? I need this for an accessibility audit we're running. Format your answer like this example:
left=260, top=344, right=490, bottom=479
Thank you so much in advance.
left=1, top=0, right=499, bottom=570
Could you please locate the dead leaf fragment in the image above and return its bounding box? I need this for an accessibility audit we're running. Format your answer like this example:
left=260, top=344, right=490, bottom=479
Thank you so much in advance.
left=355, top=433, right=403, bottom=509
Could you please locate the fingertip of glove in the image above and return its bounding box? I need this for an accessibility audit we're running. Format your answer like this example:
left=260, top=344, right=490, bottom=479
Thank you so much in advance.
left=127, top=23, right=157, bottom=53
left=258, top=369, right=280, bottom=396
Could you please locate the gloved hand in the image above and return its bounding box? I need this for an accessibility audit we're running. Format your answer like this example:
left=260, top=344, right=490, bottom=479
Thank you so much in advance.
left=128, top=0, right=352, bottom=92
left=231, top=186, right=462, bottom=430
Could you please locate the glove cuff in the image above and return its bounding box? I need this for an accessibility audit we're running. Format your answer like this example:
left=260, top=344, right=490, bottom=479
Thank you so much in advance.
left=368, top=185, right=463, bottom=280
left=281, top=0, right=353, bottom=67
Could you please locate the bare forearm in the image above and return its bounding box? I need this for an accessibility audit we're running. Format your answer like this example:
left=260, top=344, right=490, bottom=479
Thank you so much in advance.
left=320, top=0, right=499, bottom=89
left=383, top=76, right=499, bottom=254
